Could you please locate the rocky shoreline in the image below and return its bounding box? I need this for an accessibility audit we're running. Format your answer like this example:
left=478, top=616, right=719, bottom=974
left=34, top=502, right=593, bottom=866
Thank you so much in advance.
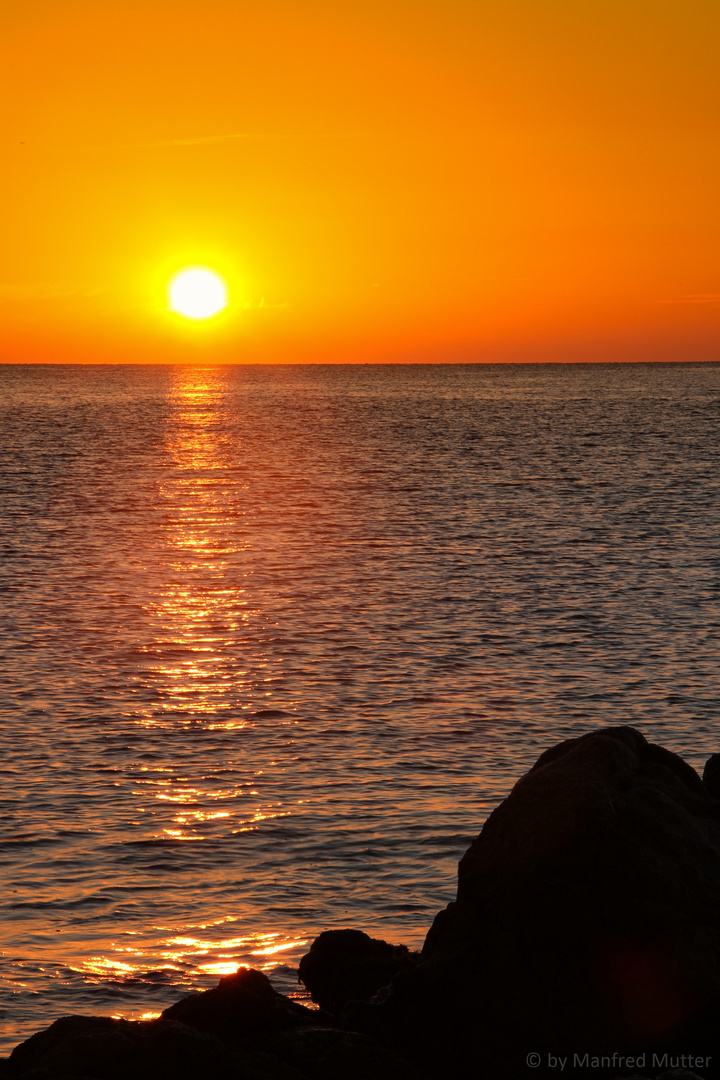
left=3, top=726, right=720, bottom=1079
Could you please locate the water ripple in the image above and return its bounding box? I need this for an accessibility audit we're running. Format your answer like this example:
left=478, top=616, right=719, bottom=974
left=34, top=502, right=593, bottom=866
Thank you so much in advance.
left=1, top=361, right=719, bottom=1051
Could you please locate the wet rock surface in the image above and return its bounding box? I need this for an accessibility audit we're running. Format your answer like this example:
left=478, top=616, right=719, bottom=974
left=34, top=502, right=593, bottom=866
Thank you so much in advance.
left=4, top=727, right=720, bottom=1080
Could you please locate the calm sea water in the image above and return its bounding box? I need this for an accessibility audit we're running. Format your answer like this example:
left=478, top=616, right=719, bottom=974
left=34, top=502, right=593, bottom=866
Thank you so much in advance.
left=1, top=361, right=719, bottom=1053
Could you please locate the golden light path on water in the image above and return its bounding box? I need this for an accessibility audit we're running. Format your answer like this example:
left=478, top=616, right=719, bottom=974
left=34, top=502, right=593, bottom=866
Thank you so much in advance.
left=142, top=365, right=253, bottom=734
left=77, top=367, right=307, bottom=1011
left=78, top=924, right=310, bottom=1020
left=133, top=366, right=291, bottom=837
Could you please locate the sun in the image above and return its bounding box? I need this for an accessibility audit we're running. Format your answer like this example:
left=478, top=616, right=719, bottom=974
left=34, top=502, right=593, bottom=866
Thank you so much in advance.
left=169, top=267, right=228, bottom=319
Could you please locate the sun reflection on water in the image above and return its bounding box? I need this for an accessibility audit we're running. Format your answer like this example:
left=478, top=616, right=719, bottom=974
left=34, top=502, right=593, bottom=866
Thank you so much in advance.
left=119, top=366, right=293, bottom=842
left=74, top=923, right=310, bottom=991
left=131, top=365, right=269, bottom=734
left=43, top=368, right=310, bottom=1027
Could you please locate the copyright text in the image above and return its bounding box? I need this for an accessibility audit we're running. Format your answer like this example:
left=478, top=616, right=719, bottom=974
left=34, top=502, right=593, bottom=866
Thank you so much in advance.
left=526, top=1052, right=712, bottom=1071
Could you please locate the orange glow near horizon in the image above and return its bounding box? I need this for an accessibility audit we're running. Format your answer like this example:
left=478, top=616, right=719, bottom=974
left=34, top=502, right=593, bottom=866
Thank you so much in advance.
left=1, top=0, right=719, bottom=363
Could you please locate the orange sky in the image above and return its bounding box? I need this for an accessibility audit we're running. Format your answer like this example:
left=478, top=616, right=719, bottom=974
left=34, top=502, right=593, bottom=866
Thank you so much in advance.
left=2, top=0, right=719, bottom=363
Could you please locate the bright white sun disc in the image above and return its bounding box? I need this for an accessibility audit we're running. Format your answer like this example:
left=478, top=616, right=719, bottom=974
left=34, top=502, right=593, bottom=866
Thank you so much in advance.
left=169, top=268, right=228, bottom=319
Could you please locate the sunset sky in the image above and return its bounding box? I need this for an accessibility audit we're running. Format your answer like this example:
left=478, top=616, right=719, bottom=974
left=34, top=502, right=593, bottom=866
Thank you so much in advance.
left=2, top=0, right=718, bottom=364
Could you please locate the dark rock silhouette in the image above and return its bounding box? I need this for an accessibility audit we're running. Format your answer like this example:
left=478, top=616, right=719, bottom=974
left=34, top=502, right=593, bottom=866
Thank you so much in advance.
left=270, top=1027, right=421, bottom=1079
left=703, top=753, right=720, bottom=800
left=1, top=1004, right=419, bottom=1079
left=4, top=727, right=720, bottom=1080
left=162, top=965, right=318, bottom=1041
left=298, top=929, right=419, bottom=1013
left=3, top=1014, right=240, bottom=1080
left=352, top=726, right=720, bottom=1078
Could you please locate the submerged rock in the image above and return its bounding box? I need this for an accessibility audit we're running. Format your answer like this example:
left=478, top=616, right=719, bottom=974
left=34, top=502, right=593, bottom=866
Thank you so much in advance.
left=298, top=929, right=420, bottom=1013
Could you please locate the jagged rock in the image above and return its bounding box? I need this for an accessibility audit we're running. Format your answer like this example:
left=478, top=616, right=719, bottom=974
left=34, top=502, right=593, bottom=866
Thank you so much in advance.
left=356, top=727, right=720, bottom=1079
left=298, top=929, right=419, bottom=1013
left=162, top=966, right=320, bottom=1043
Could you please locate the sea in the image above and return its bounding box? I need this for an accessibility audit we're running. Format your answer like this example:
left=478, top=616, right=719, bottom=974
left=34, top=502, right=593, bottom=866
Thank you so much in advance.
left=1, top=361, right=719, bottom=1054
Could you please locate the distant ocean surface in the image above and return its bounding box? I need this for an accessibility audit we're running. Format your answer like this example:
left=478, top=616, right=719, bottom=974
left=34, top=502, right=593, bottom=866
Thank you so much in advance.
left=1, top=361, right=719, bottom=1053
